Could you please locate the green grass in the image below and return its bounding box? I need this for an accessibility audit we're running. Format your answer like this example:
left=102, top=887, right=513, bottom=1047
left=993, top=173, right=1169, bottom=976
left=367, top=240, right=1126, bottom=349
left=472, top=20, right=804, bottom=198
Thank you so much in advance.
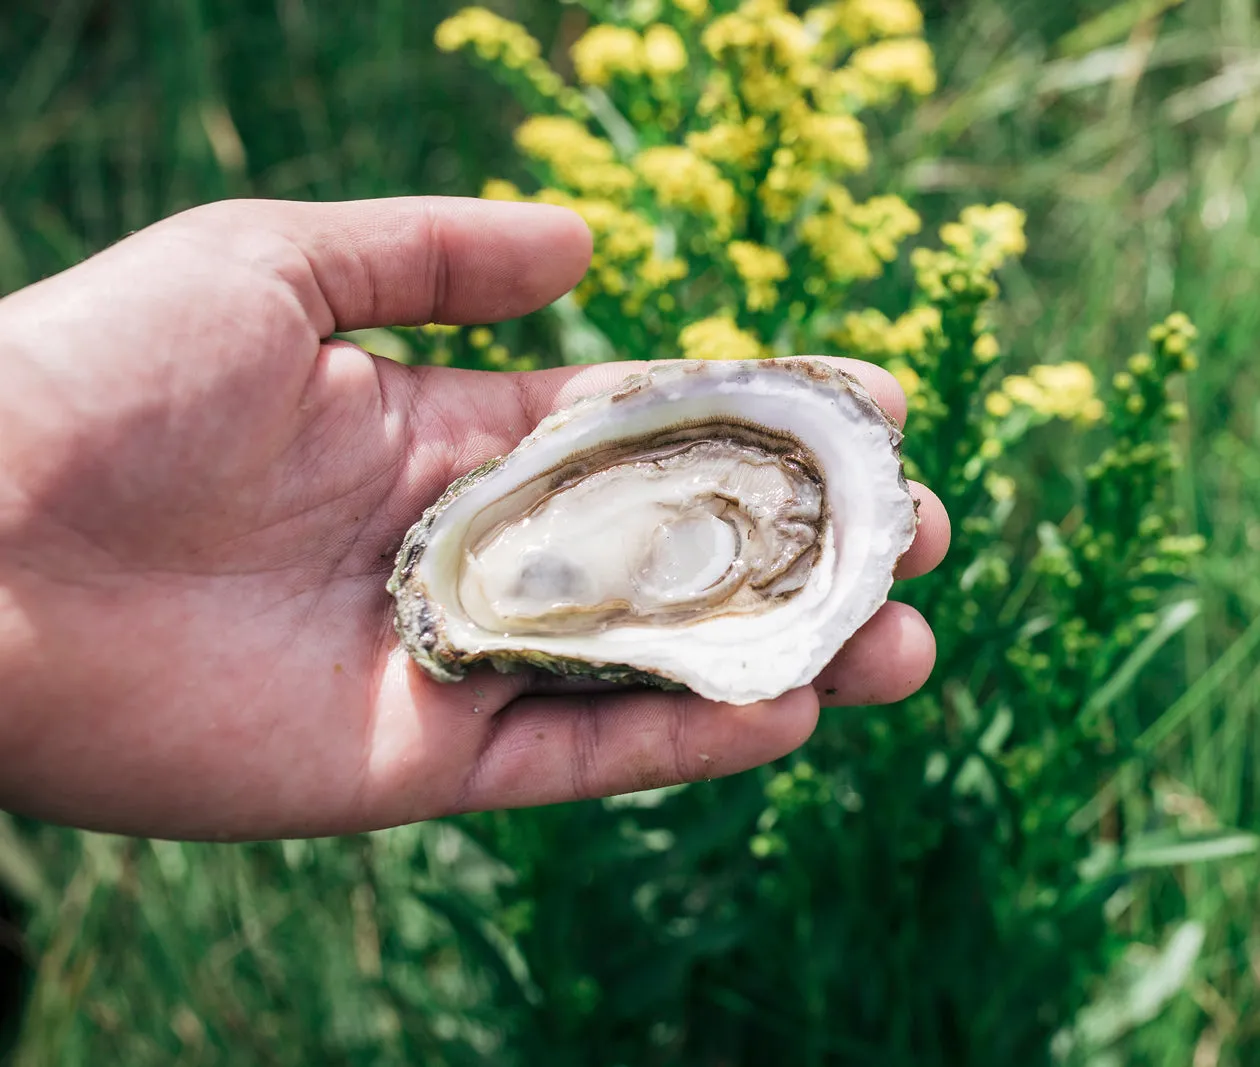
left=4, top=1, right=1260, bottom=1064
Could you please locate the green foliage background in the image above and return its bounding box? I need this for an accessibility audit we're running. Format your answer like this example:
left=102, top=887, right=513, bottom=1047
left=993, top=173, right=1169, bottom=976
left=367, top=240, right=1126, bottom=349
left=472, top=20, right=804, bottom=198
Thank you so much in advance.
left=2, top=1, right=1260, bottom=1065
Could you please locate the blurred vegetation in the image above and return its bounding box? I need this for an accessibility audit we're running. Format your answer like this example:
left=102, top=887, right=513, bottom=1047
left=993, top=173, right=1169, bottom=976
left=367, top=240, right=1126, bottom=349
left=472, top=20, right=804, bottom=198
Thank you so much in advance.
left=2, top=1, right=1260, bottom=1065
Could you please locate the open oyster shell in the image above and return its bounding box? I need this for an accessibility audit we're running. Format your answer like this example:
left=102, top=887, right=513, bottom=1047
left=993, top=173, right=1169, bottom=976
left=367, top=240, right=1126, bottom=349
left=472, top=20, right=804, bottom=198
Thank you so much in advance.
left=387, top=358, right=917, bottom=706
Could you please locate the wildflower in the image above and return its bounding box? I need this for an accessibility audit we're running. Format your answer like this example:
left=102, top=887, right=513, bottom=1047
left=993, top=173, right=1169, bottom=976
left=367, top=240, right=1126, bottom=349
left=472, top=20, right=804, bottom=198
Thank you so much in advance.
left=687, top=119, right=768, bottom=168
left=702, top=6, right=820, bottom=114
left=957, top=203, right=1028, bottom=267
left=638, top=257, right=689, bottom=289
left=679, top=316, right=766, bottom=361
left=643, top=24, right=688, bottom=79
left=800, top=189, right=920, bottom=282
left=570, top=25, right=643, bottom=86
left=984, top=392, right=1013, bottom=418
left=728, top=241, right=790, bottom=311
left=672, top=0, right=709, bottom=18
left=1000, top=362, right=1104, bottom=425
left=469, top=327, right=494, bottom=348
left=480, top=179, right=522, bottom=201
left=636, top=146, right=740, bottom=235
left=848, top=38, right=936, bottom=101
left=973, top=334, right=1000, bottom=363
left=514, top=116, right=635, bottom=197
left=435, top=8, right=543, bottom=69
left=827, top=0, right=924, bottom=44
left=889, top=362, right=921, bottom=397
left=780, top=102, right=870, bottom=171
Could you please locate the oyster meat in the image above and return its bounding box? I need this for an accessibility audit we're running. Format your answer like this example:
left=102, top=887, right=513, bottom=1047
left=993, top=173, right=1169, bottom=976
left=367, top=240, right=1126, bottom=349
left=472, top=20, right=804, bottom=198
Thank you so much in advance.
left=387, top=358, right=917, bottom=705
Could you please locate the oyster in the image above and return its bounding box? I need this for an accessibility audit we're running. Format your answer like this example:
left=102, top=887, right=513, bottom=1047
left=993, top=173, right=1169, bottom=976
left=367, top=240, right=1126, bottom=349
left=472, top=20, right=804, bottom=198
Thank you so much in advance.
left=387, top=358, right=916, bottom=705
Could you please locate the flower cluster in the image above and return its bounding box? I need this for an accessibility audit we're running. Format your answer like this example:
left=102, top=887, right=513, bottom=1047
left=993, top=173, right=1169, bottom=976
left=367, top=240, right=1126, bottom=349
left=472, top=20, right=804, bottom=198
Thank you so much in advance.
left=988, top=363, right=1105, bottom=426
left=678, top=315, right=766, bottom=361
left=571, top=23, right=689, bottom=86
left=912, top=203, right=1029, bottom=304
left=727, top=241, right=789, bottom=311
left=434, top=7, right=569, bottom=106
left=434, top=0, right=940, bottom=357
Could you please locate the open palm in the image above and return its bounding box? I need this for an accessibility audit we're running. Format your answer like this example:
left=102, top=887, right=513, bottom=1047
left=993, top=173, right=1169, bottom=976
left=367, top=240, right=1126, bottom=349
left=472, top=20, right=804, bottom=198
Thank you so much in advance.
left=0, top=198, right=949, bottom=840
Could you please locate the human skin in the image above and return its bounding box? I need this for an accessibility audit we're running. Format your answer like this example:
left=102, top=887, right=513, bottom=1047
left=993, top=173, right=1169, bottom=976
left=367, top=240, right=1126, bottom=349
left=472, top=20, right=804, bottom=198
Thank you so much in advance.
left=0, top=197, right=950, bottom=842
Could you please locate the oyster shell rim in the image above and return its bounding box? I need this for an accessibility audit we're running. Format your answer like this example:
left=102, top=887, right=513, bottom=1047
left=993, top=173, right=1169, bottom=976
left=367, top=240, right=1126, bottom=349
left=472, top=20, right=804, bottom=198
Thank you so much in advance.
left=386, top=357, right=918, bottom=700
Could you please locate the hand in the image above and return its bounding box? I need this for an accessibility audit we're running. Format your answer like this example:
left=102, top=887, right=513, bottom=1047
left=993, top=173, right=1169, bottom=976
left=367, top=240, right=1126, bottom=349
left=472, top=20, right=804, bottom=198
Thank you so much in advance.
left=0, top=197, right=949, bottom=841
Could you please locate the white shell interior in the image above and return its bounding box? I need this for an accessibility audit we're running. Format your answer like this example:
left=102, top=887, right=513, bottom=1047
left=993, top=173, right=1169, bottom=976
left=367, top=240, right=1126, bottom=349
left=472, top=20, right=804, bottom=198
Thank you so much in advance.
left=415, top=359, right=917, bottom=705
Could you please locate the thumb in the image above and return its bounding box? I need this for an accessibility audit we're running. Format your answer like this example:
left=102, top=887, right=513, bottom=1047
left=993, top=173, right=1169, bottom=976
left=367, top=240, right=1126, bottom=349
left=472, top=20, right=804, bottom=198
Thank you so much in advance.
left=173, top=195, right=593, bottom=334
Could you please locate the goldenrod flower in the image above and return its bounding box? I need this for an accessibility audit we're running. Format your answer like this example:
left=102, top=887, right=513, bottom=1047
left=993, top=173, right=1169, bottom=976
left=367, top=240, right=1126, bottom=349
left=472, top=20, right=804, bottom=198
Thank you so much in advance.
left=889, top=362, right=922, bottom=397
left=973, top=334, right=1000, bottom=363
left=570, top=24, right=643, bottom=86
left=1000, top=362, right=1104, bottom=425
left=827, top=0, right=924, bottom=44
left=636, top=146, right=740, bottom=235
left=984, top=392, right=1014, bottom=418
left=957, top=203, right=1028, bottom=266
left=702, top=6, right=820, bottom=114
left=728, top=241, right=790, bottom=311
left=671, top=0, right=709, bottom=18
left=514, top=116, right=635, bottom=197
left=679, top=315, right=766, bottom=361
left=435, top=7, right=542, bottom=69
left=781, top=102, right=870, bottom=171
left=848, top=38, right=937, bottom=100
left=687, top=119, right=768, bottom=168
left=639, top=257, right=689, bottom=289
left=480, top=179, right=522, bottom=201
left=801, top=189, right=920, bottom=282
left=836, top=305, right=940, bottom=358
left=643, top=24, right=688, bottom=78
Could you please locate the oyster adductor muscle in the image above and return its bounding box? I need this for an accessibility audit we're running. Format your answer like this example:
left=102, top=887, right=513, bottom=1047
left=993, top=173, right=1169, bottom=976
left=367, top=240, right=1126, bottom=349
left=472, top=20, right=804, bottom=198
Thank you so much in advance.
left=387, top=358, right=917, bottom=705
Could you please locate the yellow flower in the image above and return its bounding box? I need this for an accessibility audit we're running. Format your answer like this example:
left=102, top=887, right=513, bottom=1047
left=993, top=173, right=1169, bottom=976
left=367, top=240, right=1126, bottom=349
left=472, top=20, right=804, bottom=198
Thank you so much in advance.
left=639, top=256, right=689, bottom=289
left=687, top=118, right=768, bottom=168
left=514, top=116, right=635, bottom=197
left=679, top=315, right=766, bottom=361
left=435, top=7, right=543, bottom=69
left=999, top=362, right=1104, bottom=425
left=636, top=146, right=740, bottom=235
left=728, top=241, right=789, bottom=311
left=702, top=6, right=821, bottom=114
left=781, top=102, right=870, bottom=171
left=570, top=24, right=643, bottom=86
left=973, top=334, right=1000, bottom=363
left=848, top=38, right=937, bottom=100
left=834, top=305, right=939, bottom=359
left=800, top=188, right=920, bottom=282
left=886, top=305, right=941, bottom=354
left=958, top=203, right=1028, bottom=266
left=643, top=24, right=688, bottom=78
left=984, top=392, right=1013, bottom=418
left=469, top=327, right=494, bottom=348
left=828, top=0, right=924, bottom=44
left=671, top=0, right=709, bottom=17
left=760, top=160, right=826, bottom=222
left=889, top=362, right=921, bottom=397
left=481, top=179, right=522, bottom=201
